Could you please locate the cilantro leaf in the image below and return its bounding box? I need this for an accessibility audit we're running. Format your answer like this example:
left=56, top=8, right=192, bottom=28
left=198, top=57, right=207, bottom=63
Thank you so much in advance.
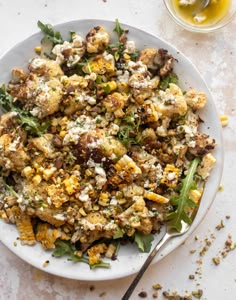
left=134, top=232, right=154, bottom=253
left=113, top=19, right=125, bottom=38
left=167, top=158, right=201, bottom=232
left=38, top=20, right=64, bottom=45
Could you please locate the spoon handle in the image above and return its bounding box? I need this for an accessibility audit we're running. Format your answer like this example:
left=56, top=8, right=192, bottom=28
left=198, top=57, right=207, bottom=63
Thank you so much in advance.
left=121, top=232, right=171, bottom=300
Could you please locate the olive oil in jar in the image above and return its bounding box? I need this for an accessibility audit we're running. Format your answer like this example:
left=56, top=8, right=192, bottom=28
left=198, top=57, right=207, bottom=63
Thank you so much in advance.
left=172, top=0, right=232, bottom=26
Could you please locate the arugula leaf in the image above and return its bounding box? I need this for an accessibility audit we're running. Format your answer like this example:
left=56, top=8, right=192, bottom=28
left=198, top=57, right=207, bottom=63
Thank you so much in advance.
left=134, top=232, right=154, bottom=253
left=52, top=239, right=110, bottom=269
left=52, top=239, right=75, bottom=257
left=159, top=73, right=178, bottom=90
left=37, top=20, right=64, bottom=45
left=0, top=86, right=49, bottom=136
left=113, top=227, right=125, bottom=239
left=167, top=158, right=201, bottom=232
left=113, top=19, right=125, bottom=38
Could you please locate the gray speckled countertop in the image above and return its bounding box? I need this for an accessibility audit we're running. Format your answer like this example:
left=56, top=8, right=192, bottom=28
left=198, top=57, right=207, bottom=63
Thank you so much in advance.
left=0, top=1, right=235, bottom=299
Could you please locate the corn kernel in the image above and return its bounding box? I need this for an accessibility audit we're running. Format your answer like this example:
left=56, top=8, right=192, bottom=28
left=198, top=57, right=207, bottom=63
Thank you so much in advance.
left=123, top=53, right=130, bottom=60
left=189, top=189, right=202, bottom=204
left=220, top=115, right=229, bottom=127
left=21, top=166, right=34, bottom=178
left=59, top=130, right=67, bottom=138
left=32, top=174, right=42, bottom=185
left=34, top=46, right=42, bottom=54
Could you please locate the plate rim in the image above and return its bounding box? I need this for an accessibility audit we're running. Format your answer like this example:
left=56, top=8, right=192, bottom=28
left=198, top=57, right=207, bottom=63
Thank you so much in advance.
left=0, top=18, right=224, bottom=281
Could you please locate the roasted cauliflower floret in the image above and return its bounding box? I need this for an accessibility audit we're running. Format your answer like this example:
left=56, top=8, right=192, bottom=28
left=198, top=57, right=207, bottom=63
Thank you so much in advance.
left=184, top=88, right=207, bottom=110
left=11, top=68, right=28, bottom=83
left=129, top=73, right=159, bottom=104
left=188, top=132, right=216, bottom=156
left=31, top=78, right=63, bottom=118
left=138, top=48, right=159, bottom=70
left=103, top=92, right=127, bottom=118
left=157, top=83, right=187, bottom=117
left=86, top=26, right=110, bottom=53
left=29, top=134, right=56, bottom=158
left=29, top=58, right=63, bottom=78
left=0, top=112, right=18, bottom=135
left=138, top=101, right=159, bottom=124
left=52, top=34, right=85, bottom=66
left=0, top=134, right=30, bottom=172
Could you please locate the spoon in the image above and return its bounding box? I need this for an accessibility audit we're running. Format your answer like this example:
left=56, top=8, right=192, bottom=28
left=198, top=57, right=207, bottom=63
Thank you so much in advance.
left=121, top=212, right=200, bottom=300
left=193, top=0, right=211, bottom=16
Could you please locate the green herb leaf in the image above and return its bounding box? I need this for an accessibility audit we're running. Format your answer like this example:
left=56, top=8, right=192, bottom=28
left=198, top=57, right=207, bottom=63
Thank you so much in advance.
left=167, top=158, right=201, bottom=232
left=90, top=261, right=110, bottom=269
left=130, top=50, right=140, bottom=61
left=113, top=19, right=125, bottom=38
left=37, top=20, right=64, bottom=45
left=53, top=239, right=110, bottom=269
left=134, top=232, right=154, bottom=253
left=159, top=73, right=179, bottom=90
left=0, top=87, right=49, bottom=136
left=113, top=227, right=125, bottom=239
left=107, top=41, right=124, bottom=61
left=102, top=84, right=111, bottom=93
left=52, top=239, right=75, bottom=257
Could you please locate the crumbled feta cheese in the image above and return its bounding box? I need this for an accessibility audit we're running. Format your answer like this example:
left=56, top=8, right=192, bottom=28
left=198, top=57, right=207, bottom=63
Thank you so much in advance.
left=30, top=58, right=46, bottom=69
left=95, top=165, right=107, bottom=189
left=124, top=40, right=136, bottom=54
left=117, top=70, right=130, bottom=83
left=128, top=61, right=147, bottom=74
left=63, top=115, right=96, bottom=145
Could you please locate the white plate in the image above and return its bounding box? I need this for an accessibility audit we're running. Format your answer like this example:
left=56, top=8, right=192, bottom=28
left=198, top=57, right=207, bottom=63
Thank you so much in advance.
left=0, top=19, right=223, bottom=281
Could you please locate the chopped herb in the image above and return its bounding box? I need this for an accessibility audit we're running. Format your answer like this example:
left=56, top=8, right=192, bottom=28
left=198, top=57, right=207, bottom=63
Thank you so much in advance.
left=38, top=20, right=64, bottom=45
left=134, top=232, right=154, bottom=253
left=130, top=49, right=139, bottom=61
left=107, top=41, right=124, bottom=61
left=102, top=84, right=111, bottom=93
left=167, top=158, right=201, bottom=232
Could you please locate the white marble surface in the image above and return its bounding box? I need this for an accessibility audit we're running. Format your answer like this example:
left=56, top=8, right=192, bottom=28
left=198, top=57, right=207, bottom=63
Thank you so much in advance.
left=0, top=1, right=235, bottom=299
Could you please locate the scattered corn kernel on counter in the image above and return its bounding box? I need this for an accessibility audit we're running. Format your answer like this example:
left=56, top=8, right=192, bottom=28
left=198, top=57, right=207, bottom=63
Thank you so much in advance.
left=0, top=20, right=216, bottom=269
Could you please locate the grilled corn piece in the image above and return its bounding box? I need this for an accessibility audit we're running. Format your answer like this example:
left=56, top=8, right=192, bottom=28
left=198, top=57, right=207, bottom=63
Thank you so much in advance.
left=161, top=164, right=180, bottom=188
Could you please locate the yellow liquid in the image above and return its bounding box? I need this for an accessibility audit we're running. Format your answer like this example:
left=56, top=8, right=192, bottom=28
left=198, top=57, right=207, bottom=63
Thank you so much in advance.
left=172, top=0, right=231, bottom=26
